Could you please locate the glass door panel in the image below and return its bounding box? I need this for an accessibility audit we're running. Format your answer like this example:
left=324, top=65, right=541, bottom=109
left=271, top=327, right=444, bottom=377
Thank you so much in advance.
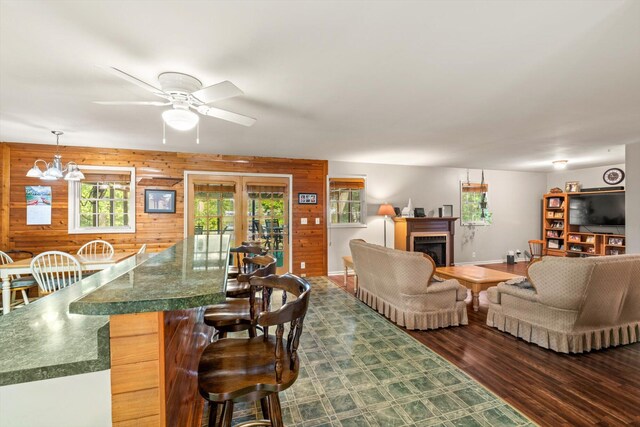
left=245, top=180, right=289, bottom=274
left=189, top=178, right=242, bottom=250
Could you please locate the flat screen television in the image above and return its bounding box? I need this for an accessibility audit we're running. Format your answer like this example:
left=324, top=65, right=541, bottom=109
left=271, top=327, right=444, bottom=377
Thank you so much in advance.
left=569, top=193, right=625, bottom=226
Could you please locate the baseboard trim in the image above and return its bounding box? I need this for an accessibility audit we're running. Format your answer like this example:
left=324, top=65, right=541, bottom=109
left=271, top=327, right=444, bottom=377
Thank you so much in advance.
left=328, top=269, right=355, bottom=276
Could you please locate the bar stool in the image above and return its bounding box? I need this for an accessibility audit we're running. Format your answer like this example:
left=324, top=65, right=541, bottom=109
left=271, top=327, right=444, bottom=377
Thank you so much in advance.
left=204, top=255, right=277, bottom=338
left=198, top=274, right=311, bottom=427
left=228, top=244, right=267, bottom=279
left=226, top=255, right=276, bottom=298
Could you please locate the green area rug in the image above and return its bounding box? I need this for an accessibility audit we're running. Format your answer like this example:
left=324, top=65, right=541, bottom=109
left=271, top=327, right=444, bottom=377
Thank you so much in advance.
left=226, top=277, right=534, bottom=426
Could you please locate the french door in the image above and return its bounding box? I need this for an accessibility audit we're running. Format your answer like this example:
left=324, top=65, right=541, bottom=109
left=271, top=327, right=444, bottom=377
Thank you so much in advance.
left=187, top=174, right=290, bottom=274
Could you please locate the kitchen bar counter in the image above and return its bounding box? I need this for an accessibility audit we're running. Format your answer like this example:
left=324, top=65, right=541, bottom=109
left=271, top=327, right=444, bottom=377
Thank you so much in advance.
left=70, top=236, right=229, bottom=315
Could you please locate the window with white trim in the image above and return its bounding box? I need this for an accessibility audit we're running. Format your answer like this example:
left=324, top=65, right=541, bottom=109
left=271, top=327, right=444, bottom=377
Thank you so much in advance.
left=68, top=166, right=136, bottom=233
left=329, top=177, right=367, bottom=227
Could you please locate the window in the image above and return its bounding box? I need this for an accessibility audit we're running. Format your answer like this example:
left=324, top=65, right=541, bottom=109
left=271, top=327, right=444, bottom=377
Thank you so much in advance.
left=68, top=166, right=136, bottom=233
left=460, top=182, right=491, bottom=225
left=329, top=177, right=366, bottom=227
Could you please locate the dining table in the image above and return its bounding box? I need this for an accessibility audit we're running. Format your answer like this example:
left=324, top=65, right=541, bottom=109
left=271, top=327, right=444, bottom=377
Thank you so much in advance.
left=1, top=251, right=137, bottom=314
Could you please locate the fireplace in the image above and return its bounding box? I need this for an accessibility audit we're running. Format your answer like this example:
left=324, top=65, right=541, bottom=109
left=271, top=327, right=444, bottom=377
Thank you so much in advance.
left=410, top=232, right=450, bottom=267
left=394, top=217, right=457, bottom=266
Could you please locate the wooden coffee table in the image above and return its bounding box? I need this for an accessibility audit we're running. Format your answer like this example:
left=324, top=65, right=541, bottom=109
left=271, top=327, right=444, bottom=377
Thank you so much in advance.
left=436, top=265, right=523, bottom=312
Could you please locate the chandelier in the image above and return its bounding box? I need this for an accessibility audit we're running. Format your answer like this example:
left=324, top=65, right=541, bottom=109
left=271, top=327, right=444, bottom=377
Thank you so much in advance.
left=26, top=131, right=85, bottom=181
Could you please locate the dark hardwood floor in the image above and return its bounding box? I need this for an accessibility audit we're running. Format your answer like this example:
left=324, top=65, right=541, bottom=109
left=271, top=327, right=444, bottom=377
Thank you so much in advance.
left=328, top=265, right=640, bottom=427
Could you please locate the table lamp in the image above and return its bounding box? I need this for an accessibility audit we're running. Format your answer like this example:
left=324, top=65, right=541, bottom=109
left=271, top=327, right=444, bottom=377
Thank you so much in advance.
left=377, top=203, right=395, bottom=247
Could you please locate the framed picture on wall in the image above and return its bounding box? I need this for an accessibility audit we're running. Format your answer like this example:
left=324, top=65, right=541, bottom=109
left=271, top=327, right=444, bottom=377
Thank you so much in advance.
left=298, top=193, right=318, bottom=205
left=145, top=189, right=176, bottom=213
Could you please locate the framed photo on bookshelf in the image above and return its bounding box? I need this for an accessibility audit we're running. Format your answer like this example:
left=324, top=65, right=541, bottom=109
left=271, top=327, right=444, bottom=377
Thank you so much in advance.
left=585, top=235, right=595, bottom=243
left=548, top=239, right=560, bottom=249
left=608, top=237, right=624, bottom=246
left=548, top=198, right=562, bottom=208
left=565, top=181, right=580, bottom=192
left=609, top=249, right=620, bottom=256
left=568, top=235, right=581, bottom=242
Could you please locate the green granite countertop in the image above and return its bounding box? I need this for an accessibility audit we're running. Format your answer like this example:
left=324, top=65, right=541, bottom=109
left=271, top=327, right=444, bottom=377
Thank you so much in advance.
left=0, top=236, right=229, bottom=386
left=0, top=255, right=144, bottom=386
left=69, top=235, right=230, bottom=315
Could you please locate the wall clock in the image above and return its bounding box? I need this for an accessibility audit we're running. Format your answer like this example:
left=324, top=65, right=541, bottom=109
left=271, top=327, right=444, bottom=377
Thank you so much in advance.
left=603, top=168, right=625, bottom=185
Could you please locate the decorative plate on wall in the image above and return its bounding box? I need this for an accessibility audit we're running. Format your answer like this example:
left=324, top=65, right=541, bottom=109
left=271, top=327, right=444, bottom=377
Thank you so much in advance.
left=603, top=168, right=625, bottom=185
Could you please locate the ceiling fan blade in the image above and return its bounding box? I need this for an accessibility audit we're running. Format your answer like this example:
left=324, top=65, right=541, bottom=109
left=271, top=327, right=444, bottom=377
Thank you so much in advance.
left=192, top=81, right=243, bottom=104
left=93, top=101, right=171, bottom=106
left=102, top=66, right=167, bottom=96
left=197, top=106, right=256, bottom=127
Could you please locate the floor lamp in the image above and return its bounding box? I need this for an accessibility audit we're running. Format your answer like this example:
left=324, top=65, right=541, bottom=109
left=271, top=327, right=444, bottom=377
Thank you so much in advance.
left=377, top=203, right=395, bottom=247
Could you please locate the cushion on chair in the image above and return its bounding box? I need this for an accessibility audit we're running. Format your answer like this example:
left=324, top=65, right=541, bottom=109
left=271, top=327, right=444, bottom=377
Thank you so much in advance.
left=8, top=277, right=38, bottom=289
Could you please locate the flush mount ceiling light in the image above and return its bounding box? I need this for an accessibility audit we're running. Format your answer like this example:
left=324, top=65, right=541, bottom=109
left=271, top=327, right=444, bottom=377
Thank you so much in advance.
left=162, top=106, right=200, bottom=131
left=26, top=131, right=85, bottom=181
left=552, top=160, right=569, bottom=170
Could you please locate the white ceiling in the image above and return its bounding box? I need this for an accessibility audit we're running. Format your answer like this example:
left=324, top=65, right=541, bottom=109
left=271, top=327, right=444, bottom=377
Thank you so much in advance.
left=1, top=0, right=639, bottom=171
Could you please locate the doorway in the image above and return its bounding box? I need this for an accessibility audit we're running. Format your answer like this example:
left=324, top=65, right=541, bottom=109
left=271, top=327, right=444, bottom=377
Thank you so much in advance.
left=186, top=173, right=291, bottom=274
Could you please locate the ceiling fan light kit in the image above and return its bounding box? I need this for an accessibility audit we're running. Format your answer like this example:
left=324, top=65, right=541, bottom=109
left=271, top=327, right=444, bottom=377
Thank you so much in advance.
left=96, top=68, right=256, bottom=145
left=25, top=131, right=85, bottom=181
left=162, top=108, right=199, bottom=131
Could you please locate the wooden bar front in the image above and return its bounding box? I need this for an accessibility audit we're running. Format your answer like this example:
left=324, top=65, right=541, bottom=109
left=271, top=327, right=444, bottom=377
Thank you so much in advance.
left=110, top=308, right=213, bottom=426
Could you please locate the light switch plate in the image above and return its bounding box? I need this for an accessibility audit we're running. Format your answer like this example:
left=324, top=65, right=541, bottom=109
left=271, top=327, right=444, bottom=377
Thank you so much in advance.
left=301, top=218, right=307, bottom=225
left=301, top=262, right=306, bottom=269
left=315, top=218, right=320, bottom=225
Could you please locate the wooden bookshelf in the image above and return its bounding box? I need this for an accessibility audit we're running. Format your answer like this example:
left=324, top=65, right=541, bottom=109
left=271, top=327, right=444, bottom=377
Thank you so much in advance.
left=565, top=232, right=625, bottom=257
left=542, top=191, right=625, bottom=258
left=543, top=193, right=568, bottom=256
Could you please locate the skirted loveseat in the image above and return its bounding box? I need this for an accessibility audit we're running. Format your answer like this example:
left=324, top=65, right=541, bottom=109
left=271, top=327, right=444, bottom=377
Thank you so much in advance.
left=349, top=239, right=468, bottom=330
left=486, top=254, right=640, bottom=353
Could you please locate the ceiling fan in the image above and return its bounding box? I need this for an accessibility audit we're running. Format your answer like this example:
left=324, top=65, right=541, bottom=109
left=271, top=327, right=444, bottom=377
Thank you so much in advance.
left=95, top=67, right=256, bottom=129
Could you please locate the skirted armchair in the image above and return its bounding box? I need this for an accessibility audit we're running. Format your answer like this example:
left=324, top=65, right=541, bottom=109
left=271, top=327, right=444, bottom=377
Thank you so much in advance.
left=486, top=254, right=640, bottom=353
left=349, top=239, right=468, bottom=330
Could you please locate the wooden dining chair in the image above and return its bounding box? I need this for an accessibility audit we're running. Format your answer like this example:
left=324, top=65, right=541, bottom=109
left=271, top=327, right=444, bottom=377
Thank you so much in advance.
left=198, top=273, right=311, bottom=427
left=77, top=240, right=115, bottom=257
left=204, top=255, right=277, bottom=338
left=0, top=250, right=38, bottom=306
left=528, top=239, right=546, bottom=264
left=30, top=251, right=83, bottom=293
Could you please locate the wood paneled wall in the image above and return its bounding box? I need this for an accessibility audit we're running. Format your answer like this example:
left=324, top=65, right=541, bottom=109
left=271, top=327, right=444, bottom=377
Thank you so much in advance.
left=0, top=142, right=328, bottom=276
